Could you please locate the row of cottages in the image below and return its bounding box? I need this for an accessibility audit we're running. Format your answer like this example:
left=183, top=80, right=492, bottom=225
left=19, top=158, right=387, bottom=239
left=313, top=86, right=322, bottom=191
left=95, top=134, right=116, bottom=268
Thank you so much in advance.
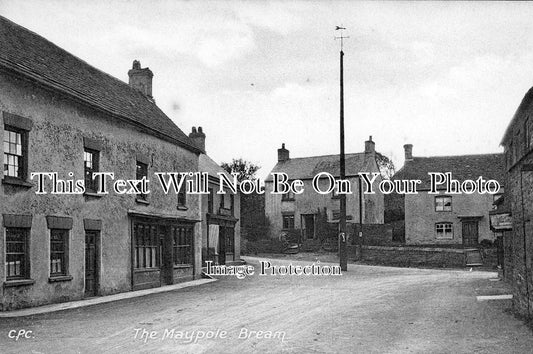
left=390, top=144, right=505, bottom=246
left=0, top=16, right=240, bottom=311
left=264, top=138, right=384, bottom=242
left=500, top=85, right=533, bottom=320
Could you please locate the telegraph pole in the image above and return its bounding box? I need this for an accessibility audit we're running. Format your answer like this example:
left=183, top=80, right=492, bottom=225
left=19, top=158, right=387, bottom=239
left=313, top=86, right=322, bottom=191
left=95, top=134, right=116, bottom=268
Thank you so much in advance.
left=335, top=26, right=349, bottom=271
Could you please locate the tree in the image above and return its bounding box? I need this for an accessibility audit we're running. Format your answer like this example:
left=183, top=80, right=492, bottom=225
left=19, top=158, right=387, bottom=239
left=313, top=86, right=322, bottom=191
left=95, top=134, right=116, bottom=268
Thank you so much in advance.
left=220, top=158, right=261, bottom=182
left=375, top=152, right=395, bottom=180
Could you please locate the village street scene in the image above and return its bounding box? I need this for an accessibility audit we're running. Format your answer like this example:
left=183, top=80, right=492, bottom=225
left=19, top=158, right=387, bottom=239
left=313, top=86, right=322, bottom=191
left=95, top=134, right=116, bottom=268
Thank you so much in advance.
left=1, top=1, right=533, bottom=353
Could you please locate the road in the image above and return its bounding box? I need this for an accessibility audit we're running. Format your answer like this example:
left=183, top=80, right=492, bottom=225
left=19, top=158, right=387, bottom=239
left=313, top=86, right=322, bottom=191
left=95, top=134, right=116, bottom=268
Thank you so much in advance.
left=1, top=257, right=532, bottom=353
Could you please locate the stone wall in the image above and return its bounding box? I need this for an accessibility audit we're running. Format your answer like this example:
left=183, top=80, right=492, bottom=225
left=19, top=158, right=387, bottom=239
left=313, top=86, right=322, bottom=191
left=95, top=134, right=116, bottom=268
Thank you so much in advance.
left=348, top=245, right=497, bottom=268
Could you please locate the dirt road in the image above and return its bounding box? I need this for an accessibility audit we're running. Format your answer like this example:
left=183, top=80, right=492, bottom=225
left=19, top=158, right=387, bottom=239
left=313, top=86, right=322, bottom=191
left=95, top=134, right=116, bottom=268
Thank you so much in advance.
left=1, top=257, right=532, bottom=353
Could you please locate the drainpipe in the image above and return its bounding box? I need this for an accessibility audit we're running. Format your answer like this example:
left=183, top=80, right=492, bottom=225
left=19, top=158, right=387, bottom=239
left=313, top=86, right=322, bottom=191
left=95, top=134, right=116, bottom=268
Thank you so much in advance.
left=519, top=164, right=533, bottom=316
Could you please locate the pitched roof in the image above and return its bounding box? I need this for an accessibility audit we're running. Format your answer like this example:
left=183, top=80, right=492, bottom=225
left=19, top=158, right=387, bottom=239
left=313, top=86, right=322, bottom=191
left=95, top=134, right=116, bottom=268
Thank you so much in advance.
left=501, top=86, right=533, bottom=145
left=0, top=16, right=199, bottom=153
left=393, top=153, right=506, bottom=189
left=266, top=153, right=369, bottom=181
left=199, top=154, right=231, bottom=180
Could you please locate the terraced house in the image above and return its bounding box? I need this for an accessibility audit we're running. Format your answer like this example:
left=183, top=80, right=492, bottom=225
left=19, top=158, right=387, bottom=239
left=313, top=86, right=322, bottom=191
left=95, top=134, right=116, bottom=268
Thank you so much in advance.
left=0, top=16, right=210, bottom=310
left=391, top=144, right=505, bottom=246
left=501, top=85, right=533, bottom=320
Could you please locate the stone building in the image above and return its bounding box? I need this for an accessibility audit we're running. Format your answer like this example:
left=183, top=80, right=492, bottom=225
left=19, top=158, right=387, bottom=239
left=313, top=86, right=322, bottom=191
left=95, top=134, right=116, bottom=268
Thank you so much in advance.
left=0, top=16, right=205, bottom=310
left=500, top=85, right=533, bottom=320
left=391, top=144, right=505, bottom=246
left=264, top=138, right=384, bottom=242
left=191, top=127, right=241, bottom=266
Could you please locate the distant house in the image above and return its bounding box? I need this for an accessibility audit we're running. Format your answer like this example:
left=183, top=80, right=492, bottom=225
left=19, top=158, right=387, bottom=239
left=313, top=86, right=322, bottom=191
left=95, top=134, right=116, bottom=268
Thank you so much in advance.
left=191, top=127, right=241, bottom=266
left=500, top=85, right=533, bottom=320
left=264, top=138, right=384, bottom=242
left=0, top=16, right=204, bottom=310
left=391, top=144, right=505, bottom=246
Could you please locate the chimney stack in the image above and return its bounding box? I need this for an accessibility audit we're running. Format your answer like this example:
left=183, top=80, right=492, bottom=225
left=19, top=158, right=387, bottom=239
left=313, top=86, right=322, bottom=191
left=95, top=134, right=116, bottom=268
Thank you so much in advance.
left=278, top=143, right=290, bottom=162
left=189, top=126, right=206, bottom=152
left=128, top=60, right=153, bottom=98
left=364, top=136, right=375, bottom=155
left=404, top=144, right=413, bottom=161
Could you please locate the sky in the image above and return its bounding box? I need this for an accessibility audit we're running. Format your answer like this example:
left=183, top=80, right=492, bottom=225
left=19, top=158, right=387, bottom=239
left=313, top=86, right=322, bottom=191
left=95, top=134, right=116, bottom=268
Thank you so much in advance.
left=2, top=1, right=533, bottom=179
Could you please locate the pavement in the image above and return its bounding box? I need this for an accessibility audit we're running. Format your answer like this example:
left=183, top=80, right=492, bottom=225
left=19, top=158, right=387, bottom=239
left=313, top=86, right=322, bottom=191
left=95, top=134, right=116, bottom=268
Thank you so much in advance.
left=0, top=256, right=532, bottom=354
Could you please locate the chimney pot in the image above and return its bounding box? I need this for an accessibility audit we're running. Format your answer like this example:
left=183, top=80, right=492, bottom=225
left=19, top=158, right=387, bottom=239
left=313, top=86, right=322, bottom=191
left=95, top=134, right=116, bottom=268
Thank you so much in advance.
left=404, top=144, right=413, bottom=161
left=189, top=126, right=206, bottom=152
left=128, top=60, right=154, bottom=98
left=365, top=137, right=375, bottom=155
left=278, top=143, right=290, bottom=162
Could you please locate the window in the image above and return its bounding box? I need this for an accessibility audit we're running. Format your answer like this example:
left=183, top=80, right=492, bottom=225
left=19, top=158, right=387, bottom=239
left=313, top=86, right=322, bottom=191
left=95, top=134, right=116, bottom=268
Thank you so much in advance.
left=172, top=225, right=193, bottom=266
left=178, top=176, right=186, bottom=207
left=84, top=148, right=99, bottom=193
left=3, top=126, right=26, bottom=179
left=282, top=214, right=295, bottom=229
left=219, top=193, right=226, bottom=209
left=133, top=223, right=158, bottom=269
left=136, top=161, right=148, bottom=201
left=435, top=196, right=452, bottom=212
left=208, top=188, right=214, bottom=213
left=5, top=228, right=29, bottom=280
left=230, top=194, right=235, bottom=215
left=436, top=222, right=453, bottom=239
left=282, top=190, right=295, bottom=201
left=50, top=229, right=68, bottom=276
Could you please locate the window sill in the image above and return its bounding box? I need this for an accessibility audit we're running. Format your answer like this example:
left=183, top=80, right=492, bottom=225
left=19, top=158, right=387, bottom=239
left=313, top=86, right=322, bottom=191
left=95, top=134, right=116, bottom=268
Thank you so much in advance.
left=177, top=205, right=188, bottom=211
left=282, top=199, right=295, bottom=202
left=84, top=192, right=102, bottom=198
left=173, top=264, right=193, bottom=269
left=135, top=198, right=150, bottom=205
left=4, top=279, right=35, bottom=288
left=2, top=177, right=33, bottom=188
left=48, top=275, right=73, bottom=283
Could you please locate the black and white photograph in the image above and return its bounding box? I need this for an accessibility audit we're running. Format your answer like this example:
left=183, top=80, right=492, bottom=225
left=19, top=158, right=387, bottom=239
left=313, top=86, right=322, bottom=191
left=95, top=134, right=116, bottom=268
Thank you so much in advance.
left=1, top=1, right=533, bottom=353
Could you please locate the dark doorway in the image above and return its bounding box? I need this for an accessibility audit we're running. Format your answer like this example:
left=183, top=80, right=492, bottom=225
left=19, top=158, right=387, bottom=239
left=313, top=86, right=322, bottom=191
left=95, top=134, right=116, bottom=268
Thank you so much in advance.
left=219, top=227, right=226, bottom=265
left=85, top=231, right=99, bottom=297
left=159, top=227, right=173, bottom=286
left=303, top=214, right=315, bottom=239
left=462, top=221, right=479, bottom=247
left=225, top=227, right=235, bottom=263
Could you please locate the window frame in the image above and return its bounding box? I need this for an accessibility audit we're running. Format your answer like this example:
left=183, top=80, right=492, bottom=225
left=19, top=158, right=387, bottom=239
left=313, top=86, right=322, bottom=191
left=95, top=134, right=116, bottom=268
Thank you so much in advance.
left=5, top=227, right=30, bottom=280
left=172, top=225, right=193, bottom=266
left=3, top=125, right=28, bottom=181
left=84, top=148, right=100, bottom=193
left=135, top=160, right=148, bottom=201
left=282, top=214, right=295, bottom=230
left=435, top=222, right=454, bottom=240
left=133, top=223, right=158, bottom=269
left=50, top=229, right=69, bottom=277
left=177, top=179, right=187, bottom=208
left=435, top=196, right=452, bottom=212
left=282, top=190, right=295, bottom=201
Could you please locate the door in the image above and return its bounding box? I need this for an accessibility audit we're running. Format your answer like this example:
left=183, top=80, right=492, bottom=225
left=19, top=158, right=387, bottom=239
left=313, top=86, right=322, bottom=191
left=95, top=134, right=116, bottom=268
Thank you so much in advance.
left=219, top=227, right=226, bottom=265
left=303, top=215, right=315, bottom=239
left=159, top=227, right=173, bottom=286
left=225, top=227, right=235, bottom=263
left=85, top=231, right=99, bottom=297
left=462, top=221, right=479, bottom=247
